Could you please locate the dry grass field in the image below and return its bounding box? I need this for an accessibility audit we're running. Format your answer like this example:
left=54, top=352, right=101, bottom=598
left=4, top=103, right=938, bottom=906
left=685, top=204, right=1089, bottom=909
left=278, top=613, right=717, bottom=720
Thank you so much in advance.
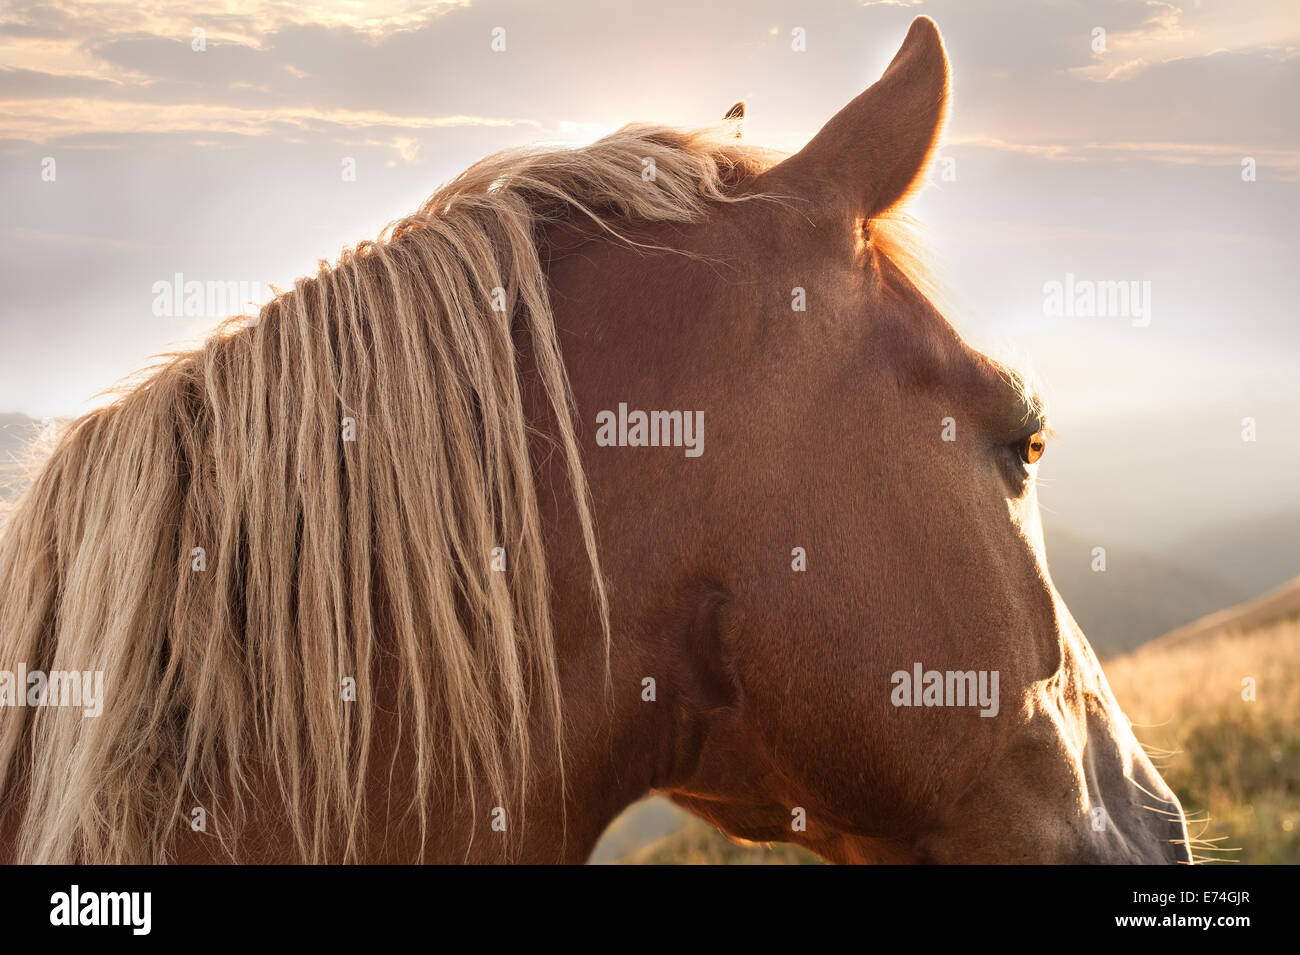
left=1106, top=616, right=1300, bottom=864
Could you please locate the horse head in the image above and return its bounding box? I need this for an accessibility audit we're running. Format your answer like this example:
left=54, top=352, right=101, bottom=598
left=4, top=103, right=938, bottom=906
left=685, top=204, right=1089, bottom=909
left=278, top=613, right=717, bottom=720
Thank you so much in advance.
left=542, top=17, right=1192, bottom=864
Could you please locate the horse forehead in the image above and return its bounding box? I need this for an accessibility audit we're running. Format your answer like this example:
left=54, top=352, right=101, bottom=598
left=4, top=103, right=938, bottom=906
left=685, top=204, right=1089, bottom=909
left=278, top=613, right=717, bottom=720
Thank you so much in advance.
left=545, top=212, right=1011, bottom=411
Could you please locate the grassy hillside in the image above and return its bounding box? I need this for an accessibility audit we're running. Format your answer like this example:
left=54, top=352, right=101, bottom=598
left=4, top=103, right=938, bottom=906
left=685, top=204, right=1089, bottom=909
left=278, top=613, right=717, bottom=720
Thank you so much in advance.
left=1105, top=614, right=1300, bottom=864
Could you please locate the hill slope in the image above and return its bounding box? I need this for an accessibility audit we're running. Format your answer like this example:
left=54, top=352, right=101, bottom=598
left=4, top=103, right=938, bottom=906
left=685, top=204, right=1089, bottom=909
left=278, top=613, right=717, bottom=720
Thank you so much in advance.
left=1135, top=574, right=1300, bottom=652
left=1042, top=524, right=1249, bottom=657
left=1105, top=584, right=1300, bottom=864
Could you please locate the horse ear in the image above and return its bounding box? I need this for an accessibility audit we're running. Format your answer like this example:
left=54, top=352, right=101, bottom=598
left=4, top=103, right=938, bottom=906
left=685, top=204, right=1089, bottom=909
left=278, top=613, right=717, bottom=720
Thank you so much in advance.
left=723, top=101, right=745, bottom=138
left=761, top=17, right=948, bottom=217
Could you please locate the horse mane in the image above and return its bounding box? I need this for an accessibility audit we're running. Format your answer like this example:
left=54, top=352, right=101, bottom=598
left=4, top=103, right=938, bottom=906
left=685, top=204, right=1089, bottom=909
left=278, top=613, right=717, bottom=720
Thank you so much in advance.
left=0, top=121, right=768, bottom=863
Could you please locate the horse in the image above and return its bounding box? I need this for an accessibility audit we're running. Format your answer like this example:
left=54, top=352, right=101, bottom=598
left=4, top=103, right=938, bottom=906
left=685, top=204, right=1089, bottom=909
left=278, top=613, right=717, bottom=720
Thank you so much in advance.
left=0, top=16, right=1191, bottom=864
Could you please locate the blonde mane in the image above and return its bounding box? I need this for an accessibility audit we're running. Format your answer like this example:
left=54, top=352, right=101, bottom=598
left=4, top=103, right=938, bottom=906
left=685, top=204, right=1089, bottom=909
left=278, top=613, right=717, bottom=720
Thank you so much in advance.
left=0, top=122, right=763, bottom=863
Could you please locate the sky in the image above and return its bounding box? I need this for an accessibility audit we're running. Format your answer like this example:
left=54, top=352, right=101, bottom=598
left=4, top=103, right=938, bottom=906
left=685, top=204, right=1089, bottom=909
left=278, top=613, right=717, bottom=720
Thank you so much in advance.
left=1, top=0, right=1298, bottom=557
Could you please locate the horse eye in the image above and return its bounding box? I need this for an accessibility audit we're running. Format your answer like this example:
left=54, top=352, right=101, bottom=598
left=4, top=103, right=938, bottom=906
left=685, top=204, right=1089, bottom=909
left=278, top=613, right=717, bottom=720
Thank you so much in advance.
left=1021, top=431, right=1047, bottom=465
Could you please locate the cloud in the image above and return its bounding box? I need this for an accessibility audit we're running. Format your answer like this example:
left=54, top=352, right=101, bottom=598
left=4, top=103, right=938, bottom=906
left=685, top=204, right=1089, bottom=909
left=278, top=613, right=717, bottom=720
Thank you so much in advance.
left=948, top=134, right=1300, bottom=179
left=0, top=94, right=540, bottom=143
left=945, top=135, right=1082, bottom=160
